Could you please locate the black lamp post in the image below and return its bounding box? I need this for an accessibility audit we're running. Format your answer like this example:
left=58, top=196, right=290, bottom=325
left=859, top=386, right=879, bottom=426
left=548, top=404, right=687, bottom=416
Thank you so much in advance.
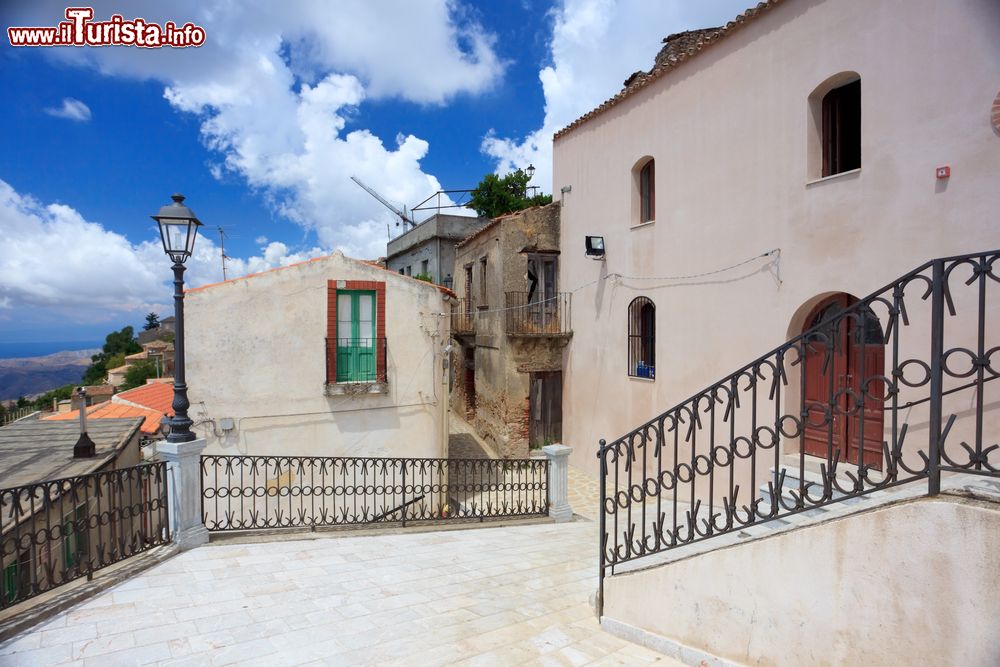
left=524, top=164, right=538, bottom=198
left=152, top=193, right=202, bottom=443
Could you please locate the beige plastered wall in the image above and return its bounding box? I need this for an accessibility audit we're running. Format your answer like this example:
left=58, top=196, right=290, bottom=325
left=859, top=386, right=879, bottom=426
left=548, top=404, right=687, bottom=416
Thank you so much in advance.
left=185, top=253, right=450, bottom=458
left=603, top=495, right=1000, bottom=666
left=554, top=0, right=1000, bottom=477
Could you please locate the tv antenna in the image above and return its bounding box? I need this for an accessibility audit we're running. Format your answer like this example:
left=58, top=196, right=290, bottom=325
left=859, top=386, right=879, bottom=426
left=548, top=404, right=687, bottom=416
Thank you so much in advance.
left=350, top=176, right=416, bottom=230
left=217, top=226, right=231, bottom=280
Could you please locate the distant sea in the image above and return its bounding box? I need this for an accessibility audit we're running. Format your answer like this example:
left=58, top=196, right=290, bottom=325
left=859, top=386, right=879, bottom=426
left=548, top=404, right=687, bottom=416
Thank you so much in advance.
left=0, top=340, right=103, bottom=359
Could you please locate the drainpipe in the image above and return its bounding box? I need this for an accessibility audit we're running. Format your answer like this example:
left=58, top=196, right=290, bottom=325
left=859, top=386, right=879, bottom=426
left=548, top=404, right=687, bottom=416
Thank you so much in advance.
left=442, top=340, right=452, bottom=459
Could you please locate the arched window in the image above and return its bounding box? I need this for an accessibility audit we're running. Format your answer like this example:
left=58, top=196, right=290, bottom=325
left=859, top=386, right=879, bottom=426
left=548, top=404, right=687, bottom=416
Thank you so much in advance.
left=628, top=297, right=655, bottom=378
left=631, top=157, right=655, bottom=225
left=639, top=159, right=655, bottom=223
left=808, top=73, right=861, bottom=179
left=822, top=80, right=860, bottom=176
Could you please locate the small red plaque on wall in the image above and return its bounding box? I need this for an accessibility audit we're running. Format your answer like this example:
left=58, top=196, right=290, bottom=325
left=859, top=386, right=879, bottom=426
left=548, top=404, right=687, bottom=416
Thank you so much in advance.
left=936, top=166, right=951, bottom=179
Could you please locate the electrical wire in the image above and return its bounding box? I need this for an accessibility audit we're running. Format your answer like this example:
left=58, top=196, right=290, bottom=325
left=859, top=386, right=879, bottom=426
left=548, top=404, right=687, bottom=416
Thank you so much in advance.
left=430, top=248, right=780, bottom=316
left=611, top=248, right=779, bottom=282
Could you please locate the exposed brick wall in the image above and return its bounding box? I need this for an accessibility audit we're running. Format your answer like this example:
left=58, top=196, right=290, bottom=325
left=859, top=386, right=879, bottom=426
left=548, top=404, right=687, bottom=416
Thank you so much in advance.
left=449, top=202, right=564, bottom=459
left=326, top=280, right=387, bottom=382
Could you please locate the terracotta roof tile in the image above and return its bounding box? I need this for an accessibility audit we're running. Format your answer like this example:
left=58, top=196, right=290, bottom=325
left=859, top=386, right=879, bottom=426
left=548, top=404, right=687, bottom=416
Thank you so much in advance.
left=114, top=381, right=175, bottom=415
left=44, top=402, right=164, bottom=435
left=553, top=0, right=785, bottom=141
left=187, top=253, right=456, bottom=298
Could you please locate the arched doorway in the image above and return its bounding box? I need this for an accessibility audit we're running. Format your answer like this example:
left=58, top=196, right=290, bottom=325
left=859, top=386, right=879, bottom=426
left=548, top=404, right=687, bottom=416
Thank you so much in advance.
left=801, top=294, right=885, bottom=470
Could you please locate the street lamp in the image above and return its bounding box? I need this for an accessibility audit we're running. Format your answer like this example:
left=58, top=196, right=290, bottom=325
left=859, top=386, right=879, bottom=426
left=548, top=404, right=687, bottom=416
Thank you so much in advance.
left=524, top=164, right=538, bottom=198
left=152, top=193, right=202, bottom=443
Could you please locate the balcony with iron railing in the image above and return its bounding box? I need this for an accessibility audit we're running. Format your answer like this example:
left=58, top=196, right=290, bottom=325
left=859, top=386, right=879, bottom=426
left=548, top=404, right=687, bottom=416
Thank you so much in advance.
left=451, top=298, right=476, bottom=335
left=505, top=292, right=572, bottom=336
left=325, top=337, right=387, bottom=387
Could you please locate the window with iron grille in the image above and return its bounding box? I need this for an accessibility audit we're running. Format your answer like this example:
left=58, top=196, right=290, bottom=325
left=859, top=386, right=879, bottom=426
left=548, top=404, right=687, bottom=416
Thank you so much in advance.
left=628, top=297, right=655, bottom=379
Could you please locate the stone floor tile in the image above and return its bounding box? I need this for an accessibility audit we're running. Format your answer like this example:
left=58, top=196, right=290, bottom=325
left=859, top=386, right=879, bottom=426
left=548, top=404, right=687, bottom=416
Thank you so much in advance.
left=38, top=621, right=98, bottom=648
left=82, top=640, right=171, bottom=666
left=72, top=632, right=136, bottom=660
left=0, top=642, right=74, bottom=666
left=4, top=521, right=680, bottom=665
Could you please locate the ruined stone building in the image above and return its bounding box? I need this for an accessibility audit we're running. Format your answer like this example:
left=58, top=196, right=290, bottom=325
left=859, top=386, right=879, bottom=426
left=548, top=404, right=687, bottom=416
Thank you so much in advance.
left=450, top=202, right=570, bottom=458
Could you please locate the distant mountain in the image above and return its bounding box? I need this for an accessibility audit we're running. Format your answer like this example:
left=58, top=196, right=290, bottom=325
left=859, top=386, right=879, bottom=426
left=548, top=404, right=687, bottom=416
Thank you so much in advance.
left=0, top=349, right=97, bottom=401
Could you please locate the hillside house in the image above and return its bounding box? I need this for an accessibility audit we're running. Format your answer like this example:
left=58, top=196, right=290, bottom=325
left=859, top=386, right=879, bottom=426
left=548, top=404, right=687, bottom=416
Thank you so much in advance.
left=185, top=252, right=453, bottom=457
left=553, top=0, right=1000, bottom=663
left=450, top=203, right=569, bottom=458
left=0, top=418, right=145, bottom=604
left=385, top=213, right=491, bottom=286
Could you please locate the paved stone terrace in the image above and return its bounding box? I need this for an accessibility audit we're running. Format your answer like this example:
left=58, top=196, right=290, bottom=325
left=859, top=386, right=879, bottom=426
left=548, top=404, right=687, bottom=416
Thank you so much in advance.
left=0, top=521, right=678, bottom=666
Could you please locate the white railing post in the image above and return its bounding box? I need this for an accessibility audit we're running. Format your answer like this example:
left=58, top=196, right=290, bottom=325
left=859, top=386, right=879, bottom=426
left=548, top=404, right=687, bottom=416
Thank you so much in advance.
left=158, top=438, right=209, bottom=549
left=543, top=444, right=573, bottom=522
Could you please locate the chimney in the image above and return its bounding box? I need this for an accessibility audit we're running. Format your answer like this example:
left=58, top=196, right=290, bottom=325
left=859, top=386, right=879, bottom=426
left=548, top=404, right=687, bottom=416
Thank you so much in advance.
left=73, top=387, right=96, bottom=458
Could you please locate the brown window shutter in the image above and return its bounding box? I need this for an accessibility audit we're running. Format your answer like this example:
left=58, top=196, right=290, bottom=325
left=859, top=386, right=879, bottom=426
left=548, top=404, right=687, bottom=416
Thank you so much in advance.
left=648, top=159, right=655, bottom=221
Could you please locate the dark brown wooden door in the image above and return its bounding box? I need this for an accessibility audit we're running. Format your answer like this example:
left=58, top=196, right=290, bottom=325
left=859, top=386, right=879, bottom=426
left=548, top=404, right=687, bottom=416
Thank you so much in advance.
left=801, top=295, right=884, bottom=470
left=529, top=372, right=562, bottom=448
left=846, top=314, right=885, bottom=468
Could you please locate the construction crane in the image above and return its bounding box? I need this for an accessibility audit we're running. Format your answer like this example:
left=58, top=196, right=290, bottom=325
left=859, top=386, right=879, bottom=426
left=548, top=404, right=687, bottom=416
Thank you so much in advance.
left=350, top=176, right=415, bottom=229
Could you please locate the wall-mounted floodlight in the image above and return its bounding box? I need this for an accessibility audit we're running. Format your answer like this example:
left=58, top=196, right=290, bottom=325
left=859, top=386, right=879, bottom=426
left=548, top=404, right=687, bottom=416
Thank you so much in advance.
left=585, top=235, right=606, bottom=259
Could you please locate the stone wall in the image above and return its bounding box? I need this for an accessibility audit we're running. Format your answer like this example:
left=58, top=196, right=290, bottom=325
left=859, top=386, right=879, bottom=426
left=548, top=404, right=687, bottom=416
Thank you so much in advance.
left=603, top=494, right=1000, bottom=666
left=450, top=203, right=563, bottom=458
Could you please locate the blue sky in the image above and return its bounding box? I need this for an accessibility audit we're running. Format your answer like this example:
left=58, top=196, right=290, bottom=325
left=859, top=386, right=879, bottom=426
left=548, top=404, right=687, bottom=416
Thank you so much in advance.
left=0, top=0, right=750, bottom=351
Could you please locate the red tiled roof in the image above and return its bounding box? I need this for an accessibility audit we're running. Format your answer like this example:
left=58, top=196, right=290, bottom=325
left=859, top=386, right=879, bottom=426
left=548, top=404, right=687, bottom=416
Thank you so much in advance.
left=553, top=0, right=785, bottom=141
left=187, top=253, right=456, bottom=298
left=114, top=381, right=175, bottom=416
left=44, top=403, right=164, bottom=435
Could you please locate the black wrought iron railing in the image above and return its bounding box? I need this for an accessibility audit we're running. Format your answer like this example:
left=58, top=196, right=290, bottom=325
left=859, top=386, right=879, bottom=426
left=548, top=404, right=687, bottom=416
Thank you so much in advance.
left=325, top=337, right=387, bottom=384
left=598, top=250, right=999, bottom=609
left=505, top=292, right=572, bottom=335
left=452, top=299, right=476, bottom=334
left=201, top=454, right=548, bottom=531
left=0, top=462, right=170, bottom=609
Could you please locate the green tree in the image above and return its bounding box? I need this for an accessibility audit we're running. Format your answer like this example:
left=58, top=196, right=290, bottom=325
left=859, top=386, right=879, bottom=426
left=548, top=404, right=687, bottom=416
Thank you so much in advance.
left=467, top=169, right=552, bottom=219
left=121, top=360, right=158, bottom=391
left=31, top=384, right=77, bottom=412
left=16, top=396, right=29, bottom=409
left=82, top=326, right=142, bottom=385
left=105, top=352, right=127, bottom=371
left=143, top=312, right=161, bottom=330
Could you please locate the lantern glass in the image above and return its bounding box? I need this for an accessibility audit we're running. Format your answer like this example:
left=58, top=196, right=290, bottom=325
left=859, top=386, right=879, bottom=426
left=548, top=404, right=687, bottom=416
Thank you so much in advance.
left=152, top=194, right=202, bottom=264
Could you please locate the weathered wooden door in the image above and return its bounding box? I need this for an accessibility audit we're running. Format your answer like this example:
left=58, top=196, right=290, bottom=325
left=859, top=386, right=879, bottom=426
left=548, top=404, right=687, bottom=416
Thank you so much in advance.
left=801, top=294, right=884, bottom=469
left=529, top=372, right=562, bottom=448
left=527, top=255, right=558, bottom=331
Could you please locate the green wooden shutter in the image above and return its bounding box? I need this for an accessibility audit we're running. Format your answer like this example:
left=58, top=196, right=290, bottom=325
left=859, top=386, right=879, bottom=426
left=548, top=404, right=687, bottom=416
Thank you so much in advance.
left=336, top=291, right=377, bottom=382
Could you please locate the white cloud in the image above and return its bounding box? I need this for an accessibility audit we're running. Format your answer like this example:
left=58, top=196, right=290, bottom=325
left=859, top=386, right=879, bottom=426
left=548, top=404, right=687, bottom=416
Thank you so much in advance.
left=0, top=180, right=326, bottom=321
left=43, top=98, right=92, bottom=122
left=7, top=1, right=500, bottom=259
left=482, top=0, right=752, bottom=193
